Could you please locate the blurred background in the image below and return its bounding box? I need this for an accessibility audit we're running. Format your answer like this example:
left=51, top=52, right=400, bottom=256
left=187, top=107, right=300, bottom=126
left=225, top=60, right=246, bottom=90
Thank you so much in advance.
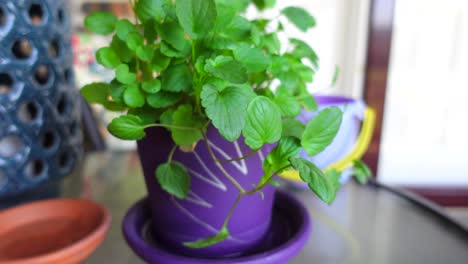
left=70, top=0, right=468, bottom=207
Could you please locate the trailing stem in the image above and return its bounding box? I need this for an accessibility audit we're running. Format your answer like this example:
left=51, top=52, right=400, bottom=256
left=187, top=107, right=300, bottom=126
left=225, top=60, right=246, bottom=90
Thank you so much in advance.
left=202, top=132, right=246, bottom=193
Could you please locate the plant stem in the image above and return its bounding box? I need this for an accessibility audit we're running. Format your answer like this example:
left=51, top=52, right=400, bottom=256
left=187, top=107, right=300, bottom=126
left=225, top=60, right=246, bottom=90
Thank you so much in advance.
left=245, top=165, right=292, bottom=195
left=167, top=145, right=177, bottom=163
left=202, top=132, right=246, bottom=193
left=222, top=193, right=242, bottom=228
left=144, top=124, right=200, bottom=131
left=217, top=149, right=259, bottom=163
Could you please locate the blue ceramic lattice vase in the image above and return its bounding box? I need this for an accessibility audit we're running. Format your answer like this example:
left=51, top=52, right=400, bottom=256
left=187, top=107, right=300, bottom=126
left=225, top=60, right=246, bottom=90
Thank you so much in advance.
left=0, top=0, right=82, bottom=206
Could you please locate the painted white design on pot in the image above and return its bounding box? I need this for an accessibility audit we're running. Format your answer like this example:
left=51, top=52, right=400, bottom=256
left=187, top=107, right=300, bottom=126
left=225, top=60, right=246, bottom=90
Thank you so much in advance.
left=171, top=196, right=247, bottom=244
left=189, top=152, right=227, bottom=191
left=258, top=150, right=265, bottom=162
left=208, top=140, right=248, bottom=175
left=184, top=191, right=213, bottom=208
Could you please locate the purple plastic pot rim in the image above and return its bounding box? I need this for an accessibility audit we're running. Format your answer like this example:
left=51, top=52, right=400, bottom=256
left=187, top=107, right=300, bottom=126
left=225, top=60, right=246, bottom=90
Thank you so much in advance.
left=314, top=95, right=357, bottom=105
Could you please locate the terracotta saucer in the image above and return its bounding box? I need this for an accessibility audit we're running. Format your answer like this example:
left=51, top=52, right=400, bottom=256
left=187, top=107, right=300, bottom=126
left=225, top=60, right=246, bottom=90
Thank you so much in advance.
left=0, top=199, right=111, bottom=264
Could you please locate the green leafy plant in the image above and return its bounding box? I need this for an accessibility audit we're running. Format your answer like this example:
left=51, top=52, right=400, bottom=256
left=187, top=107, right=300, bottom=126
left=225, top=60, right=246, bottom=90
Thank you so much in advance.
left=82, top=0, right=372, bottom=248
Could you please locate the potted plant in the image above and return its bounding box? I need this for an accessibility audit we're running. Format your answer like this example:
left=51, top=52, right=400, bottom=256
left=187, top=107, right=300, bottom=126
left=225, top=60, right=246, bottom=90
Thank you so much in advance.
left=81, top=0, right=371, bottom=260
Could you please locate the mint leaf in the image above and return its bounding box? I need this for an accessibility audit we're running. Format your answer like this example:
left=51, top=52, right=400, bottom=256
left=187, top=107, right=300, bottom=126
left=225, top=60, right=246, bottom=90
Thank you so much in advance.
left=147, top=92, right=181, bottom=108
left=224, top=16, right=251, bottom=40
left=296, top=66, right=315, bottom=83
left=290, top=38, right=319, bottom=69
left=81, top=82, right=110, bottom=104
left=201, top=84, right=255, bottom=142
left=128, top=107, right=160, bottom=125
left=282, top=7, right=316, bottom=32
left=269, top=55, right=289, bottom=76
left=96, top=47, right=121, bottom=69
left=262, top=137, right=301, bottom=184
left=152, top=50, right=171, bottom=72
left=109, top=80, right=126, bottom=104
left=263, top=33, right=281, bottom=54
left=302, top=107, right=343, bottom=157
left=155, top=21, right=188, bottom=51
left=116, top=19, right=135, bottom=40
left=282, top=118, right=305, bottom=139
left=184, top=226, right=229, bottom=249
left=144, top=20, right=159, bottom=42
left=273, top=92, right=301, bottom=117
left=115, top=64, right=136, bottom=85
left=136, top=45, right=155, bottom=62
left=110, top=36, right=133, bottom=62
left=160, top=41, right=191, bottom=58
left=142, top=78, right=162, bottom=94
left=135, top=0, right=166, bottom=22
left=233, top=43, right=271, bottom=73
left=126, top=32, right=144, bottom=51
left=156, top=162, right=191, bottom=199
left=108, top=115, right=146, bottom=140
left=203, top=35, right=237, bottom=50
left=171, top=105, right=204, bottom=146
left=176, top=0, right=217, bottom=39
left=326, top=169, right=342, bottom=192
left=353, top=160, right=372, bottom=184
left=216, top=0, right=250, bottom=13
left=160, top=108, right=175, bottom=126
left=103, top=101, right=126, bottom=112
left=162, top=64, right=193, bottom=92
left=297, top=92, right=318, bottom=111
left=253, top=0, right=276, bottom=10
left=290, top=158, right=338, bottom=204
left=84, top=11, right=117, bottom=35
left=251, top=25, right=262, bottom=46
left=204, top=56, right=247, bottom=84
left=242, top=96, right=282, bottom=150
left=123, top=85, right=145, bottom=108
left=213, top=2, right=236, bottom=32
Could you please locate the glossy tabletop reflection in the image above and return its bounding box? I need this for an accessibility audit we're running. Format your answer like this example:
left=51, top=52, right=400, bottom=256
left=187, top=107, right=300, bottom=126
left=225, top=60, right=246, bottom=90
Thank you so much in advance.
left=69, top=152, right=468, bottom=264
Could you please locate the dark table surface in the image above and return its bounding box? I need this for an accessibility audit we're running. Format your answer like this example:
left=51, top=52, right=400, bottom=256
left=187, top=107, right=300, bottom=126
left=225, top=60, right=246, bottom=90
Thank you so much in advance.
left=70, top=151, right=468, bottom=264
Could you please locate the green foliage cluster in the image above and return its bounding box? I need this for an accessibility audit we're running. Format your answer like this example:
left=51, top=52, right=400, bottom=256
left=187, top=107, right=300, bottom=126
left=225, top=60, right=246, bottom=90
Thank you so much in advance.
left=82, top=0, right=371, bottom=248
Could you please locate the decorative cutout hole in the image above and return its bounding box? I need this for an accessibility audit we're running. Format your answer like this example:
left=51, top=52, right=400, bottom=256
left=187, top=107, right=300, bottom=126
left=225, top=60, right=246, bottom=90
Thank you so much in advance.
left=0, top=73, right=13, bottom=95
left=41, top=131, right=56, bottom=150
left=56, top=93, right=70, bottom=115
left=64, top=68, right=73, bottom=84
left=49, top=39, right=60, bottom=58
left=12, top=39, right=33, bottom=59
left=57, top=8, right=65, bottom=24
left=0, top=6, right=6, bottom=28
left=0, top=135, right=24, bottom=158
left=18, top=101, right=40, bottom=124
left=25, top=159, right=45, bottom=179
left=28, top=3, right=44, bottom=25
left=34, top=64, right=51, bottom=85
left=58, top=152, right=72, bottom=170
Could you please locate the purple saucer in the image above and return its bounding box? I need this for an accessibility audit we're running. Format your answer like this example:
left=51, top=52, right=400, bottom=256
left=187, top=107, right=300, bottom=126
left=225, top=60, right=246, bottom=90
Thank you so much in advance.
left=123, top=191, right=311, bottom=264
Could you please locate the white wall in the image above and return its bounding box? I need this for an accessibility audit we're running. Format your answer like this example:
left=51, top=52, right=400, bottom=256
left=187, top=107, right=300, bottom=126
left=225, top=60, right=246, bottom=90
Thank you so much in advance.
left=379, top=0, right=468, bottom=186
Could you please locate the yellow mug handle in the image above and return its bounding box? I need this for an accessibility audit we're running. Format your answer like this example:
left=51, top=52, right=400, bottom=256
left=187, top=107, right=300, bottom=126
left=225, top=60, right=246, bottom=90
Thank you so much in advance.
left=280, top=108, right=376, bottom=182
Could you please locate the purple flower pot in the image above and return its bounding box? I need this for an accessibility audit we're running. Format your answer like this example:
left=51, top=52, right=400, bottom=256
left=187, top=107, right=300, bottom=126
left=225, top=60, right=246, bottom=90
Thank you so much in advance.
left=297, top=96, right=366, bottom=183
left=136, top=126, right=275, bottom=258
